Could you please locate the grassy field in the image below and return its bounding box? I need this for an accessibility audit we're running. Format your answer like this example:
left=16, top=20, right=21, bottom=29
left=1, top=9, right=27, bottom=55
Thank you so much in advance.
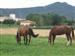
left=0, top=24, right=20, bottom=28
left=0, top=35, right=75, bottom=56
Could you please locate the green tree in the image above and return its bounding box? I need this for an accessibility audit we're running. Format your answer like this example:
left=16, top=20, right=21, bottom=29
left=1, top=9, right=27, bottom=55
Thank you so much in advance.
left=50, top=14, right=66, bottom=25
left=3, top=19, right=16, bottom=25
left=66, top=20, right=75, bottom=25
left=42, top=13, right=52, bottom=26
left=26, top=13, right=44, bottom=26
left=26, top=13, right=67, bottom=26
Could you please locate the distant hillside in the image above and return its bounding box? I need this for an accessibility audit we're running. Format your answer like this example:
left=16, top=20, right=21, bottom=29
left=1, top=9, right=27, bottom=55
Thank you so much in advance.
left=0, top=2, right=75, bottom=20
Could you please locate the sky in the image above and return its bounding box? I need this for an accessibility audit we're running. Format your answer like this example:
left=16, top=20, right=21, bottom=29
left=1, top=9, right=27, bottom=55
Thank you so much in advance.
left=0, top=0, right=75, bottom=8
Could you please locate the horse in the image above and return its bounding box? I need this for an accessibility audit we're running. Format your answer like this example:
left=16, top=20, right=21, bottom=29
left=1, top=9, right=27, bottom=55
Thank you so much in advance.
left=48, top=25, right=75, bottom=46
left=16, top=25, right=39, bottom=45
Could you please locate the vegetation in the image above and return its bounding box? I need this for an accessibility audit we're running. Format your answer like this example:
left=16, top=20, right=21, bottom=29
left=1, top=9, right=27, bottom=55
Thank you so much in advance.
left=0, top=19, right=20, bottom=28
left=2, top=19, right=16, bottom=25
left=0, top=24, right=20, bottom=28
left=26, top=14, right=42, bottom=26
left=0, top=13, right=75, bottom=28
left=0, top=35, right=75, bottom=56
left=26, top=13, right=75, bottom=26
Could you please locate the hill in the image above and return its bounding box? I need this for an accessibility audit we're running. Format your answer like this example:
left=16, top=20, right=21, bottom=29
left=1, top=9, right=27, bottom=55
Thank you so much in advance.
left=0, top=2, right=75, bottom=20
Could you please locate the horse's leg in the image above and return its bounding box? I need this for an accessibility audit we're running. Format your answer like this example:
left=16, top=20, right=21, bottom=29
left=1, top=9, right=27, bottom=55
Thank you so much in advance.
left=28, top=35, right=31, bottom=45
left=17, top=35, right=21, bottom=45
left=66, top=34, right=69, bottom=41
left=48, top=34, right=52, bottom=45
left=53, top=35, right=56, bottom=45
left=69, top=34, right=72, bottom=46
left=16, top=32, right=19, bottom=44
left=24, top=36, right=25, bottom=45
left=48, top=36, right=51, bottom=44
left=19, top=36, right=21, bottom=45
left=18, top=37, right=21, bottom=45
left=25, top=35, right=28, bottom=45
left=66, top=34, right=72, bottom=46
left=66, top=34, right=70, bottom=46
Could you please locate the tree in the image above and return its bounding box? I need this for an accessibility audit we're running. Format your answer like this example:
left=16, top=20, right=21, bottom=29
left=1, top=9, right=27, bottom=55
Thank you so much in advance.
left=50, top=14, right=66, bottom=25
left=3, top=19, right=16, bottom=25
left=26, top=13, right=43, bottom=26
left=67, top=20, right=75, bottom=25
left=42, top=13, right=52, bottom=26
left=26, top=13, right=67, bottom=26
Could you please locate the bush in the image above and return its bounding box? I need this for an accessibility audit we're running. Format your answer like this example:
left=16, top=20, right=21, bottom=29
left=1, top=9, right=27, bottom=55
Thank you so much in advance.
left=3, top=19, right=16, bottom=25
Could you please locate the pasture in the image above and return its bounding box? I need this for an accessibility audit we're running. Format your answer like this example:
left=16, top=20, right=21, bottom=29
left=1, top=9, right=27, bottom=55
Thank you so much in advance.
left=0, top=35, right=75, bottom=56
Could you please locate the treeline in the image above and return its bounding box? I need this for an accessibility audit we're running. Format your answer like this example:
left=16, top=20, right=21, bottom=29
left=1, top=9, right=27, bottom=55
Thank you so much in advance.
left=26, top=13, right=75, bottom=26
left=0, top=19, right=16, bottom=25
left=0, top=13, right=75, bottom=28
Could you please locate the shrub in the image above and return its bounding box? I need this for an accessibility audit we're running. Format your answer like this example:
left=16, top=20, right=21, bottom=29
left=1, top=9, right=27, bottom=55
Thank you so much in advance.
left=3, top=19, right=16, bottom=25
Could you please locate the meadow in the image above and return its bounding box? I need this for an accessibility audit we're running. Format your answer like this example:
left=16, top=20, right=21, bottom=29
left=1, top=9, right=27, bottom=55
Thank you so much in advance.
left=0, top=35, right=75, bottom=56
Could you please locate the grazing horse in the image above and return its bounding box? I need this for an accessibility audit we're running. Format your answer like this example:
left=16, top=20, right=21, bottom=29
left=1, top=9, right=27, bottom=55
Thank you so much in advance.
left=16, top=25, right=39, bottom=45
left=48, top=25, right=75, bottom=46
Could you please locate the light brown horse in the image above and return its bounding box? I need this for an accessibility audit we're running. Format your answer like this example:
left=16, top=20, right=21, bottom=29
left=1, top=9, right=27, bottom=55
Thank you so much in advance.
left=16, top=25, right=39, bottom=45
left=48, top=25, right=75, bottom=46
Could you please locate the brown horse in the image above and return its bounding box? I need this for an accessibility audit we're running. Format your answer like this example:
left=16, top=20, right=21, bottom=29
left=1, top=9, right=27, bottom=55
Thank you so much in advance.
left=16, top=25, right=39, bottom=45
left=48, top=25, right=75, bottom=46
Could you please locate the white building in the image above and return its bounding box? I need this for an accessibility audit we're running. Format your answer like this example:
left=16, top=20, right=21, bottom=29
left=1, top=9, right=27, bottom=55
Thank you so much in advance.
left=9, top=14, right=25, bottom=21
left=9, top=14, right=16, bottom=20
left=0, top=14, right=25, bottom=22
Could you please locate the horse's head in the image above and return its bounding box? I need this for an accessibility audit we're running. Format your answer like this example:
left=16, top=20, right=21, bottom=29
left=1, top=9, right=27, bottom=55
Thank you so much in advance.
left=33, top=34, right=39, bottom=38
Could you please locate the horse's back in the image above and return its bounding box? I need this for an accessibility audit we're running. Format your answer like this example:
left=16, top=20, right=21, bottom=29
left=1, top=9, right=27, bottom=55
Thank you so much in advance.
left=17, top=26, right=29, bottom=36
left=50, top=25, right=72, bottom=35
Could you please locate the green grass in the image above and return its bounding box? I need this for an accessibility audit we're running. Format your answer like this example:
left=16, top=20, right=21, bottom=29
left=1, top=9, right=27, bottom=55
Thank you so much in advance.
left=0, top=24, right=19, bottom=28
left=0, top=35, right=75, bottom=56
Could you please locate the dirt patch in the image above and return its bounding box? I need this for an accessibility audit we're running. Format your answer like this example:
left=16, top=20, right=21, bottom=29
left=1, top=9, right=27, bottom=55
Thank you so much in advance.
left=0, top=28, right=50, bottom=36
left=0, top=28, right=75, bottom=37
left=0, top=28, right=17, bottom=35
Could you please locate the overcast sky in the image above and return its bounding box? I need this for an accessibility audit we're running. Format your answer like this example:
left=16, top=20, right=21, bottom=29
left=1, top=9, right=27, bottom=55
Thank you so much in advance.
left=0, top=0, right=75, bottom=8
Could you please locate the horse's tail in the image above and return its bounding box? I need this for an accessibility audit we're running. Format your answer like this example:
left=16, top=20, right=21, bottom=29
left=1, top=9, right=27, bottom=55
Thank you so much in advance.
left=71, top=27, right=75, bottom=39
left=29, top=28, right=38, bottom=37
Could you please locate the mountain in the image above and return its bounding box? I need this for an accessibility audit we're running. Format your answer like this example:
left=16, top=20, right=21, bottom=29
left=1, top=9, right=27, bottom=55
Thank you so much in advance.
left=0, top=2, right=75, bottom=20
